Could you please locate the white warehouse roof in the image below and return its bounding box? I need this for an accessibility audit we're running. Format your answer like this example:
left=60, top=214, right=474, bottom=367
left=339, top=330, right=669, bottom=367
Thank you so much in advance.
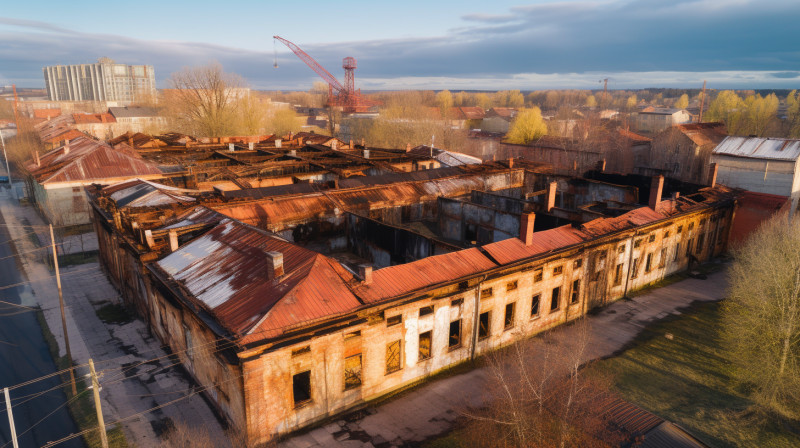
left=713, top=136, right=800, bottom=162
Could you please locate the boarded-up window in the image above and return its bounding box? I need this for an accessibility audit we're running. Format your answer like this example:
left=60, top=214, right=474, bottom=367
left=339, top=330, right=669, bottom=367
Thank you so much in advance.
left=479, top=311, right=490, bottom=339
left=573, top=259, right=582, bottom=269
left=418, top=331, right=432, bottom=361
left=533, top=268, right=543, bottom=282
left=648, top=234, right=656, bottom=243
left=645, top=253, right=653, bottom=272
left=614, top=263, right=623, bottom=285
left=292, top=371, right=311, bottom=406
left=344, top=354, right=362, bottom=390
left=449, top=320, right=462, bottom=349
left=386, top=340, right=401, bottom=374
left=631, top=258, right=640, bottom=278
left=481, top=287, right=493, bottom=299
left=506, top=281, right=518, bottom=291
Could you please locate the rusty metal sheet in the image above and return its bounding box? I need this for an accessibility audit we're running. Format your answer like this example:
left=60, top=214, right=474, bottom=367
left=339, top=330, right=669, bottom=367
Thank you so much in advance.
left=156, top=217, right=361, bottom=343
left=354, top=247, right=497, bottom=304
left=26, top=137, right=163, bottom=184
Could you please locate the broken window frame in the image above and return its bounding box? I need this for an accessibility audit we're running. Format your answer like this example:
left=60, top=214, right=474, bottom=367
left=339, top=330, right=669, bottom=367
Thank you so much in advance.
left=531, top=294, right=541, bottom=318
left=570, top=279, right=580, bottom=304
left=478, top=311, right=491, bottom=340
left=386, top=340, right=402, bottom=374
left=343, top=354, right=363, bottom=390
left=480, top=287, right=493, bottom=299
left=504, top=302, right=516, bottom=330
left=533, top=268, right=543, bottom=283
left=550, top=287, right=561, bottom=312
left=630, top=258, right=640, bottom=279
left=448, top=320, right=462, bottom=350
left=614, top=263, right=623, bottom=285
left=418, top=331, right=433, bottom=361
left=645, top=253, right=653, bottom=272
left=506, top=280, right=518, bottom=292
left=573, top=259, right=582, bottom=269
left=292, top=370, right=312, bottom=407
left=419, top=306, right=434, bottom=317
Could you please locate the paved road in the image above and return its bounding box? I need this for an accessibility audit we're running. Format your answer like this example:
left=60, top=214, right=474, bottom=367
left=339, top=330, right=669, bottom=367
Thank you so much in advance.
left=0, top=184, right=83, bottom=448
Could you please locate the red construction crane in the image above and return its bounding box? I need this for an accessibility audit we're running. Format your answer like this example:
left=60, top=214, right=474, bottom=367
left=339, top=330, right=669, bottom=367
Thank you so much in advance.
left=273, top=36, right=378, bottom=113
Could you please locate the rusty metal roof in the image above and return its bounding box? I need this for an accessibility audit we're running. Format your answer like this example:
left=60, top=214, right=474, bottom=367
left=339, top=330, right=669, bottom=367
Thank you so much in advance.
left=73, top=112, right=116, bottom=124
left=25, top=137, right=164, bottom=185
left=354, top=248, right=497, bottom=304
left=155, top=213, right=361, bottom=342
left=106, top=179, right=197, bottom=208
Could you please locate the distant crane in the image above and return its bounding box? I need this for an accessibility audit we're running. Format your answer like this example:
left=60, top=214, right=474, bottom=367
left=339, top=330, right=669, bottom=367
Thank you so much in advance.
left=273, top=36, right=379, bottom=113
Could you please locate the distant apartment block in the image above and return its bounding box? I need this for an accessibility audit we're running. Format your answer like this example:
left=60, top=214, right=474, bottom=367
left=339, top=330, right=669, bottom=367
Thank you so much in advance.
left=43, top=58, right=156, bottom=103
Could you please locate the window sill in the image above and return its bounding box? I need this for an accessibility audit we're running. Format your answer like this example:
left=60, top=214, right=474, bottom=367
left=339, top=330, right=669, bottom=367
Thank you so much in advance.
left=447, top=344, right=462, bottom=352
left=530, top=314, right=540, bottom=320
left=385, top=368, right=402, bottom=376
left=293, top=399, right=313, bottom=410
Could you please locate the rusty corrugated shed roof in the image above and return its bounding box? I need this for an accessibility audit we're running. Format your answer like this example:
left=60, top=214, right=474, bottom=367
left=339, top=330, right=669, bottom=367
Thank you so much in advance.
left=106, top=179, right=197, bottom=208
left=25, top=137, right=163, bottom=185
left=155, top=214, right=361, bottom=342
left=73, top=113, right=116, bottom=124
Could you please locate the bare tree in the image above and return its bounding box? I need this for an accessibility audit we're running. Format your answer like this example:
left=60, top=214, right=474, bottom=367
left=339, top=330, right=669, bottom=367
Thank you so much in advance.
left=462, top=319, right=622, bottom=448
left=166, top=62, right=246, bottom=137
left=723, top=212, right=800, bottom=418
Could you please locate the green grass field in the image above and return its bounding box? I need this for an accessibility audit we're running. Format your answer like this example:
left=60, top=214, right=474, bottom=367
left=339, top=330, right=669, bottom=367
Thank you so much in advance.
left=592, top=301, right=800, bottom=448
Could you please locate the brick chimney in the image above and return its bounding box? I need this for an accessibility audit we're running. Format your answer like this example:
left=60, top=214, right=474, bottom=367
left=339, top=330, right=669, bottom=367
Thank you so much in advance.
left=545, top=181, right=557, bottom=212
left=708, top=163, right=718, bottom=188
left=275, top=139, right=282, bottom=148
left=519, top=213, right=535, bottom=246
left=63, top=139, right=70, bottom=155
left=406, top=143, right=412, bottom=152
left=597, top=159, right=606, bottom=172
left=331, top=139, right=338, bottom=150
left=363, top=149, right=370, bottom=159
left=144, top=230, right=155, bottom=249
left=34, top=151, right=40, bottom=167
left=228, top=143, right=235, bottom=151
left=289, top=149, right=297, bottom=157
left=249, top=142, right=254, bottom=150
left=266, top=251, right=284, bottom=280
left=361, top=138, right=365, bottom=147
left=298, top=137, right=304, bottom=146
left=168, top=230, right=179, bottom=252
left=649, top=175, right=664, bottom=210
left=508, top=158, right=514, bottom=169
left=359, top=264, right=373, bottom=285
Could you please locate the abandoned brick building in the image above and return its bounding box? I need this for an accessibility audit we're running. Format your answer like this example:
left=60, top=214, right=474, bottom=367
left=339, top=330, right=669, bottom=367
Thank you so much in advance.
left=87, top=161, right=742, bottom=445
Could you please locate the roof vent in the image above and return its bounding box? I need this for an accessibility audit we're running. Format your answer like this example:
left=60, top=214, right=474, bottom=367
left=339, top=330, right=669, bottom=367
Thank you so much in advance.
left=266, top=251, right=284, bottom=280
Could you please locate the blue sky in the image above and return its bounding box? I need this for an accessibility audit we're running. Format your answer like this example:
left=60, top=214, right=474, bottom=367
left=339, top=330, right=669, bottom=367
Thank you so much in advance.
left=1, top=0, right=799, bottom=90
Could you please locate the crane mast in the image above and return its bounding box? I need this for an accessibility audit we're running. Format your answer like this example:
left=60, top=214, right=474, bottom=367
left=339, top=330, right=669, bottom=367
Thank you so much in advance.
left=273, top=36, right=378, bottom=113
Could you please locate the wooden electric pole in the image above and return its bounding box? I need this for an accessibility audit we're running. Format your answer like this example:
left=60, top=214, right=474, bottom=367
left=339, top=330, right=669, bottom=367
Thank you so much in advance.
left=89, top=359, right=109, bottom=448
left=4, top=388, right=19, bottom=448
left=50, top=224, right=77, bottom=396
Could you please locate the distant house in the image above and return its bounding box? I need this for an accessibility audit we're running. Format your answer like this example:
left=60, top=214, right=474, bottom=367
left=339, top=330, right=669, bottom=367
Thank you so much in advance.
left=634, top=107, right=692, bottom=133
left=429, top=106, right=486, bottom=129
left=711, top=136, right=800, bottom=206
left=108, top=106, right=166, bottom=134
left=23, top=136, right=165, bottom=226
left=649, top=123, right=727, bottom=184
left=482, top=107, right=517, bottom=134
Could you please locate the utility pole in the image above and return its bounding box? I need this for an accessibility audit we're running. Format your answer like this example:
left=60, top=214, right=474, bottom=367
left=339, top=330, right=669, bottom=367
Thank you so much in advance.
left=89, top=359, right=109, bottom=448
left=50, top=224, right=77, bottom=396
left=0, top=130, right=11, bottom=189
left=698, top=80, right=707, bottom=123
left=4, top=388, right=19, bottom=448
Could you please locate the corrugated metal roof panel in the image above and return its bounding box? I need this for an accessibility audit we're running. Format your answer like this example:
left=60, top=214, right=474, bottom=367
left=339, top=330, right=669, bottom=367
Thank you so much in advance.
left=354, top=248, right=497, bottom=304
left=107, top=179, right=197, bottom=208
left=712, top=136, right=800, bottom=161
left=156, top=215, right=361, bottom=342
